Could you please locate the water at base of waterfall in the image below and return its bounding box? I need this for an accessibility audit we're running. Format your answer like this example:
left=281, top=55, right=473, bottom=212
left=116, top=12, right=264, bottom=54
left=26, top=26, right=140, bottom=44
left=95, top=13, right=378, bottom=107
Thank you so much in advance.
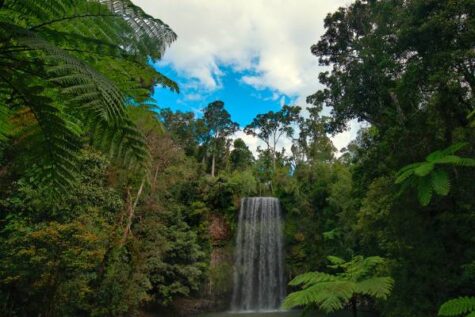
left=231, top=197, right=285, bottom=312
left=196, top=311, right=376, bottom=317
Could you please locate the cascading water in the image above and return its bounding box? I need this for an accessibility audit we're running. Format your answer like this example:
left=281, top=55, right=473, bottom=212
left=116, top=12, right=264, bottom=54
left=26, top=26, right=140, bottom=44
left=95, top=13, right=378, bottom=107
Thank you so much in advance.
left=231, top=197, right=285, bottom=312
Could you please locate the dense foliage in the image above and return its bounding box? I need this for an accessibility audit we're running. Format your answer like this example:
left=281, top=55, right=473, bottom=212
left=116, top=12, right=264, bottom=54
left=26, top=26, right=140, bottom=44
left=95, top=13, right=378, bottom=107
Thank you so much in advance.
left=0, top=0, right=474, bottom=316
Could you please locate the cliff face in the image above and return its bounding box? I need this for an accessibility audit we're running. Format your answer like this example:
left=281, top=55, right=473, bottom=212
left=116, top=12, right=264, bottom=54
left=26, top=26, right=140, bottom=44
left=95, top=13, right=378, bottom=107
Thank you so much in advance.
left=170, top=213, right=234, bottom=316
left=209, top=214, right=231, bottom=243
left=207, top=214, right=234, bottom=305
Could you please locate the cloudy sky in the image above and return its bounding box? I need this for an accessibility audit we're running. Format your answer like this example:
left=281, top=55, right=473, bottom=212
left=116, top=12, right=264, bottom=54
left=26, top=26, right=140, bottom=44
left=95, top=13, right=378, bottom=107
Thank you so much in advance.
left=133, top=0, right=358, bottom=154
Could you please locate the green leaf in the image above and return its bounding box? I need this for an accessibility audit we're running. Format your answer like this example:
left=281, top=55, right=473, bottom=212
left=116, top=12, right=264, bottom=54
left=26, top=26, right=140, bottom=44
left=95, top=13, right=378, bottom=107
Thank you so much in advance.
left=426, top=150, right=445, bottom=162
left=355, top=277, right=394, bottom=299
left=441, top=142, right=468, bottom=155
left=439, top=297, right=475, bottom=316
left=417, top=176, right=433, bottom=206
left=414, top=162, right=434, bottom=176
left=431, top=169, right=450, bottom=196
left=434, top=155, right=462, bottom=164
left=289, top=272, right=337, bottom=287
left=327, top=256, right=345, bottom=265
left=395, top=168, right=415, bottom=184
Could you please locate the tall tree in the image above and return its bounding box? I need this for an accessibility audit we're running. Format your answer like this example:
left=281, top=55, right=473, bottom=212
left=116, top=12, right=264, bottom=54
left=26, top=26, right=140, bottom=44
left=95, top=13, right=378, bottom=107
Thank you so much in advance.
left=307, top=1, right=475, bottom=315
left=202, top=101, right=238, bottom=177
left=244, top=105, right=301, bottom=170
left=229, top=138, right=254, bottom=171
left=159, top=108, right=207, bottom=157
left=295, top=106, right=336, bottom=164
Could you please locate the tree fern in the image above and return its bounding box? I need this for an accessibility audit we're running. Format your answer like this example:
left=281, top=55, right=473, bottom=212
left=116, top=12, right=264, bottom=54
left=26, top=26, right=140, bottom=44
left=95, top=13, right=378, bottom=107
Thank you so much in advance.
left=0, top=0, right=178, bottom=190
left=439, top=297, right=475, bottom=317
left=395, top=142, right=475, bottom=206
left=282, top=256, right=394, bottom=315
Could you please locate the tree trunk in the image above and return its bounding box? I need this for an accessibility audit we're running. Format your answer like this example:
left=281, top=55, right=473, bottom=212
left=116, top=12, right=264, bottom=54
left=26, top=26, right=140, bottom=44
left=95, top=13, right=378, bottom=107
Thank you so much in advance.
left=272, top=153, right=276, bottom=171
left=211, top=153, right=216, bottom=177
left=351, top=296, right=358, bottom=317
left=121, top=178, right=145, bottom=245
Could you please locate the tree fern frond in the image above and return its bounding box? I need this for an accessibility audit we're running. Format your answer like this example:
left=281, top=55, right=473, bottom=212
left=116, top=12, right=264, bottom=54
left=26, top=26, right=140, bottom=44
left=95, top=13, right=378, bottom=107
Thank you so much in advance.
left=434, top=155, right=464, bottom=165
left=283, top=256, right=393, bottom=313
left=439, top=297, right=475, bottom=316
left=97, top=0, right=177, bottom=59
left=431, top=169, right=450, bottom=196
left=327, top=256, right=346, bottom=266
left=395, top=168, right=415, bottom=184
left=426, top=150, right=445, bottom=162
left=289, top=272, right=338, bottom=287
left=12, top=29, right=128, bottom=124
left=354, top=277, right=393, bottom=299
left=441, top=142, right=468, bottom=155
left=414, top=162, right=434, bottom=176
left=87, top=116, right=150, bottom=173
left=24, top=98, right=81, bottom=191
left=454, top=158, right=475, bottom=167
left=283, top=281, right=354, bottom=312
left=4, top=0, right=70, bottom=23
left=417, top=176, right=433, bottom=206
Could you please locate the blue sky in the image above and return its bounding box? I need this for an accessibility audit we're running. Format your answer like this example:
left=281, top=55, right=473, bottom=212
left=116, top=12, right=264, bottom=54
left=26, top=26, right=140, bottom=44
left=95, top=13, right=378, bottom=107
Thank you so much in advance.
left=152, top=63, right=295, bottom=127
left=135, top=0, right=357, bottom=154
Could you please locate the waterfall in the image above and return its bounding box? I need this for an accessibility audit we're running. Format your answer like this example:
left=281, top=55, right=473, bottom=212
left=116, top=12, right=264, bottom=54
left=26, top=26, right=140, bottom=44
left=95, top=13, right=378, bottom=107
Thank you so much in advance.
left=231, top=197, right=285, bottom=312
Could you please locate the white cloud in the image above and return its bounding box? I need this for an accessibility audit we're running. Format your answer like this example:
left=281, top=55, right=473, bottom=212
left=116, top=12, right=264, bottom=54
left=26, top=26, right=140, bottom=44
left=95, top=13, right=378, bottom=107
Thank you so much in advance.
left=332, top=119, right=361, bottom=154
left=232, top=130, right=292, bottom=158
left=133, top=0, right=357, bottom=153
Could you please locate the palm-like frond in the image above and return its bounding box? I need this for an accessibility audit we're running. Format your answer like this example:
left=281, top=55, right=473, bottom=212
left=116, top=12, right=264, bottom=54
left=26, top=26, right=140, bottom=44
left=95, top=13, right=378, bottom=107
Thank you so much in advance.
left=0, top=0, right=178, bottom=190
left=282, top=256, right=393, bottom=313
left=88, top=116, right=150, bottom=171
left=14, top=29, right=127, bottom=124
left=354, top=277, right=393, bottom=299
left=439, top=297, right=475, bottom=317
left=97, top=0, right=177, bottom=59
left=431, top=169, right=450, bottom=196
left=283, top=280, right=355, bottom=312
left=417, top=176, right=433, bottom=207
left=289, top=272, right=338, bottom=287
left=395, top=142, right=475, bottom=206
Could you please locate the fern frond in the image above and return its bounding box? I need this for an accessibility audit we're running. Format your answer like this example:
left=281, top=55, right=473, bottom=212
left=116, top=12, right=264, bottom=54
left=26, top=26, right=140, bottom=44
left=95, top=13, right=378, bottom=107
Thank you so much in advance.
left=426, top=150, right=445, bottom=162
left=327, top=256, right=346, bottom=266
left=439, top=297, right=475, bottom=316
left=97, top=0, right=177, bottom=59
left=87, top=116, right=150, bottom=173
left=441, top=142, right=468, bottom=155
left=289, top=272, right=338, bottom=287
left=414, top=162, right=434, bottom=176
left=417, top=176, right=433, bottom=206
left=342, top=256, right=384, bottom=280
left=395, top=168, right=415, bottom=184
left=282, top=281, right=355, bottom=312
left=431, top=169, right=450, bottom=196
left=355, top=277, right=393, bottom=299
left=4, top=0, right=70, bottom=23
left=454, top=158, right=475, bottom=167
left=11, top=28, right=127, bottom=124
left=434, top=155, right=464, bottom=165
